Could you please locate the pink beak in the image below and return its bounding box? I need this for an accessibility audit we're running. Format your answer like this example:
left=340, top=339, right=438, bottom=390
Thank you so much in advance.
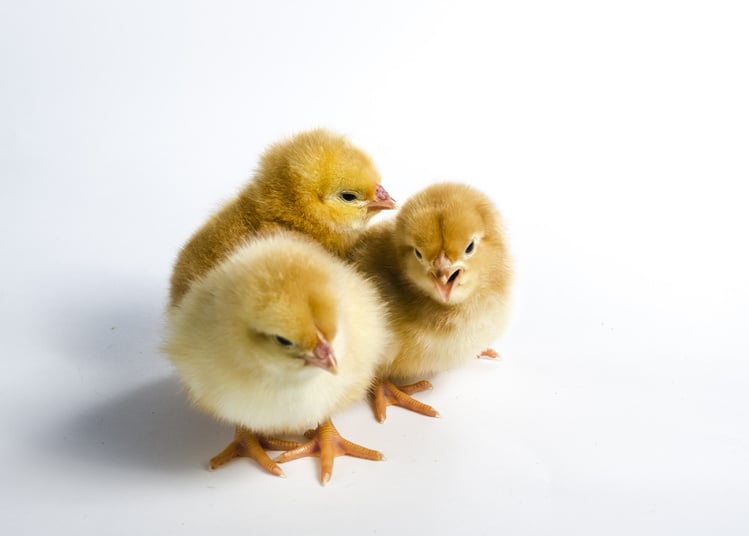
left=367, top=184, right=396, bottom=212
left=430, top=251, right=461, bottom=303
left=303, top=331, right=338, bottom=374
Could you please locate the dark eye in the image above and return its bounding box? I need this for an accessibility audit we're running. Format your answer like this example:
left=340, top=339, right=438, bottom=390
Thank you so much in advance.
left=414, top=248, right=422, bottom=260
left=339, top=191, right=359, bottom=202
left=465, top=240, right=475, bottom=255
left=274, top=336, right=293, bottom=347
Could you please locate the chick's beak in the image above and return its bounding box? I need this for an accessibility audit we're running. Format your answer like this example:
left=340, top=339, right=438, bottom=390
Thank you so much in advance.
left=366, top=184, right=396, bottom=212
left=303, top=332, right=338, bottom=374
left=430, top=251, right=461, bottom=303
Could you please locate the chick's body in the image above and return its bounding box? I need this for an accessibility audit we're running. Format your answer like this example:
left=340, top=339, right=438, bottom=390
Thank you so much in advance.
left=165, top=232, right=390, bottom=481
left=166, top=232, right=388, bottom=433
left=353, top=183, right=512, bottom=419
left=169, top=129, right=394, bottom=307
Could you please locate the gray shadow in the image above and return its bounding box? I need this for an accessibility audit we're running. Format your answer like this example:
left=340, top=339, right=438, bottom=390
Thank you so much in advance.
left=41, top=278, right=231, bottom=473
left=49, top=375, right=232, bottom=474
left=49, top=280, right=169, bottom=371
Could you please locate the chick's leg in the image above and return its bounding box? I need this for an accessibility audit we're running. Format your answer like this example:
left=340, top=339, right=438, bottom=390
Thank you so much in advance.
left=372, top=378, right=440, bottom=423
left=477, top=348, right=501, bottom=359
left=209, top=426, right=301, bottom=478
left=274, top=419, right=383, bottom=485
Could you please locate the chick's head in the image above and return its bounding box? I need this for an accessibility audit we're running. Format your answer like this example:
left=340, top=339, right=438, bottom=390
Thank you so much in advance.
left=395, top=183, right=510, bottom=304
left=214, top=236, right=342, bottom=376
left=257, top=129, right=395, bottom=236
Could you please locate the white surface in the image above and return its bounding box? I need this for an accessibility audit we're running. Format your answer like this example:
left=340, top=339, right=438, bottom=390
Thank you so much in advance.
left=2, top=1, right=748, bottom=534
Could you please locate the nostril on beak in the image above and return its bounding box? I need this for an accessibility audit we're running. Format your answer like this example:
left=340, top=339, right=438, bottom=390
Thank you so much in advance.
left=447, top=269, right=461, bottom=284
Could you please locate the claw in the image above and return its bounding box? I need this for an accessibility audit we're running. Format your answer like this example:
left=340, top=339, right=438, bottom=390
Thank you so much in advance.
left=208, top=426, right=301, bottom=477
left=371, top=379, right=440, bottom=422
left=274, top=419, right=383, bottom=485
left=477, top=348, right=501, bottom=359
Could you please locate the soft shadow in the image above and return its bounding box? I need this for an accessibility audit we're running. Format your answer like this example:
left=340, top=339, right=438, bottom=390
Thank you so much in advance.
left=36, top=275, right=240, bottom=474
left=48, top=277, right=169, bottom=372
left=50, top=375, right=231, bottom=474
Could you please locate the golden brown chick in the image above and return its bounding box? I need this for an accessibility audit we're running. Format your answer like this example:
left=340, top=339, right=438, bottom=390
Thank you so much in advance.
left=352, top=182, right=512, bottom=421
left=169, top=129, right=395, bottom=307
left=164, top=231, right=391, bottom=484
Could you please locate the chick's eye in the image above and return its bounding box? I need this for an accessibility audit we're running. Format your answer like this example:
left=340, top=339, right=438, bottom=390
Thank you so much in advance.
left=274, top=336, right=293, bottom=347
left=339, top=191, right=359, bottom=202
left=465, top=240, right=475, bottom=255
left=414, top=248, right=422, bottom=260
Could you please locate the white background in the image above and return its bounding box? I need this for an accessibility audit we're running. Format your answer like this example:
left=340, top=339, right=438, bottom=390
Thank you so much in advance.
left=2, top=1, right=748, bottom=534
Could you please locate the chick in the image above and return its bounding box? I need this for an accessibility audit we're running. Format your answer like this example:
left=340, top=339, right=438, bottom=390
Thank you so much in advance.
left=164, top=231, right=390, bottom=484
left=352, top=182, right=512, bottom=422
left=169, top=129, right=395, bottom=307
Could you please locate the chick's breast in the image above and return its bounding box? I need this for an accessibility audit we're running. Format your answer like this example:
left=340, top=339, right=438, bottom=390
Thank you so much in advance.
left=164, top=232, right=390, bottom=435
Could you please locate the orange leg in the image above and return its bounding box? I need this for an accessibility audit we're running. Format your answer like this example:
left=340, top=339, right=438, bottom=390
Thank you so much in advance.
left=477, top=348, right=501, bottom=359
left=274, top=419, right=383, bottom=485
left=371, top=378, right=440, bottom=423
left=209, top=426, right=301, bottom=478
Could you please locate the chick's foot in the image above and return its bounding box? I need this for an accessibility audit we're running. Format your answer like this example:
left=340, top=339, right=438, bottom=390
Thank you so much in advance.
left=274, top=419, right=383, bottom=485
left=209, top=426, right=301, bottom=478
left=372, top=379, right=440, bottom=423
left=477, top=348, right=501, bottom=359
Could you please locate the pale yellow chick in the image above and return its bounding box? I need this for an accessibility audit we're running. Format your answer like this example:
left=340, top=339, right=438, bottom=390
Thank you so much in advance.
left=169, top=129, right=395, bottom=307
left=352, top=182, right=512, bottom=421
left=164, top=231, right=391, bottom=484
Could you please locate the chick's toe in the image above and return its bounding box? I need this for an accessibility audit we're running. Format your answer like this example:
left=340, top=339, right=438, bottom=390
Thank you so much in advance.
left=477, top=348, right=501, bottom=359
left=274, top=419, right=383, bottom=485
left=372, top=379, right=440, bottom=423
left=208, top=426, right=301, bottom=478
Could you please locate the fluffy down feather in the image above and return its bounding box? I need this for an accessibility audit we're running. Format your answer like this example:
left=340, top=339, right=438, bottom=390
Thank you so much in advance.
left=169, top=129, right=395, bottom=307
left=352, top=182, right=512, bottom=419
left=165, top=231, right=390, bottom=435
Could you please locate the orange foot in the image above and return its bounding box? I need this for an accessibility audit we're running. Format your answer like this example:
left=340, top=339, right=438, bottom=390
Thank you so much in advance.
left=477, top=348, right=501, bottom=359
left=209, top=426, right=302, bottom=478
left=372, top=378, right=440, bottom=423
left=274, top=419, right=383, bottom=485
